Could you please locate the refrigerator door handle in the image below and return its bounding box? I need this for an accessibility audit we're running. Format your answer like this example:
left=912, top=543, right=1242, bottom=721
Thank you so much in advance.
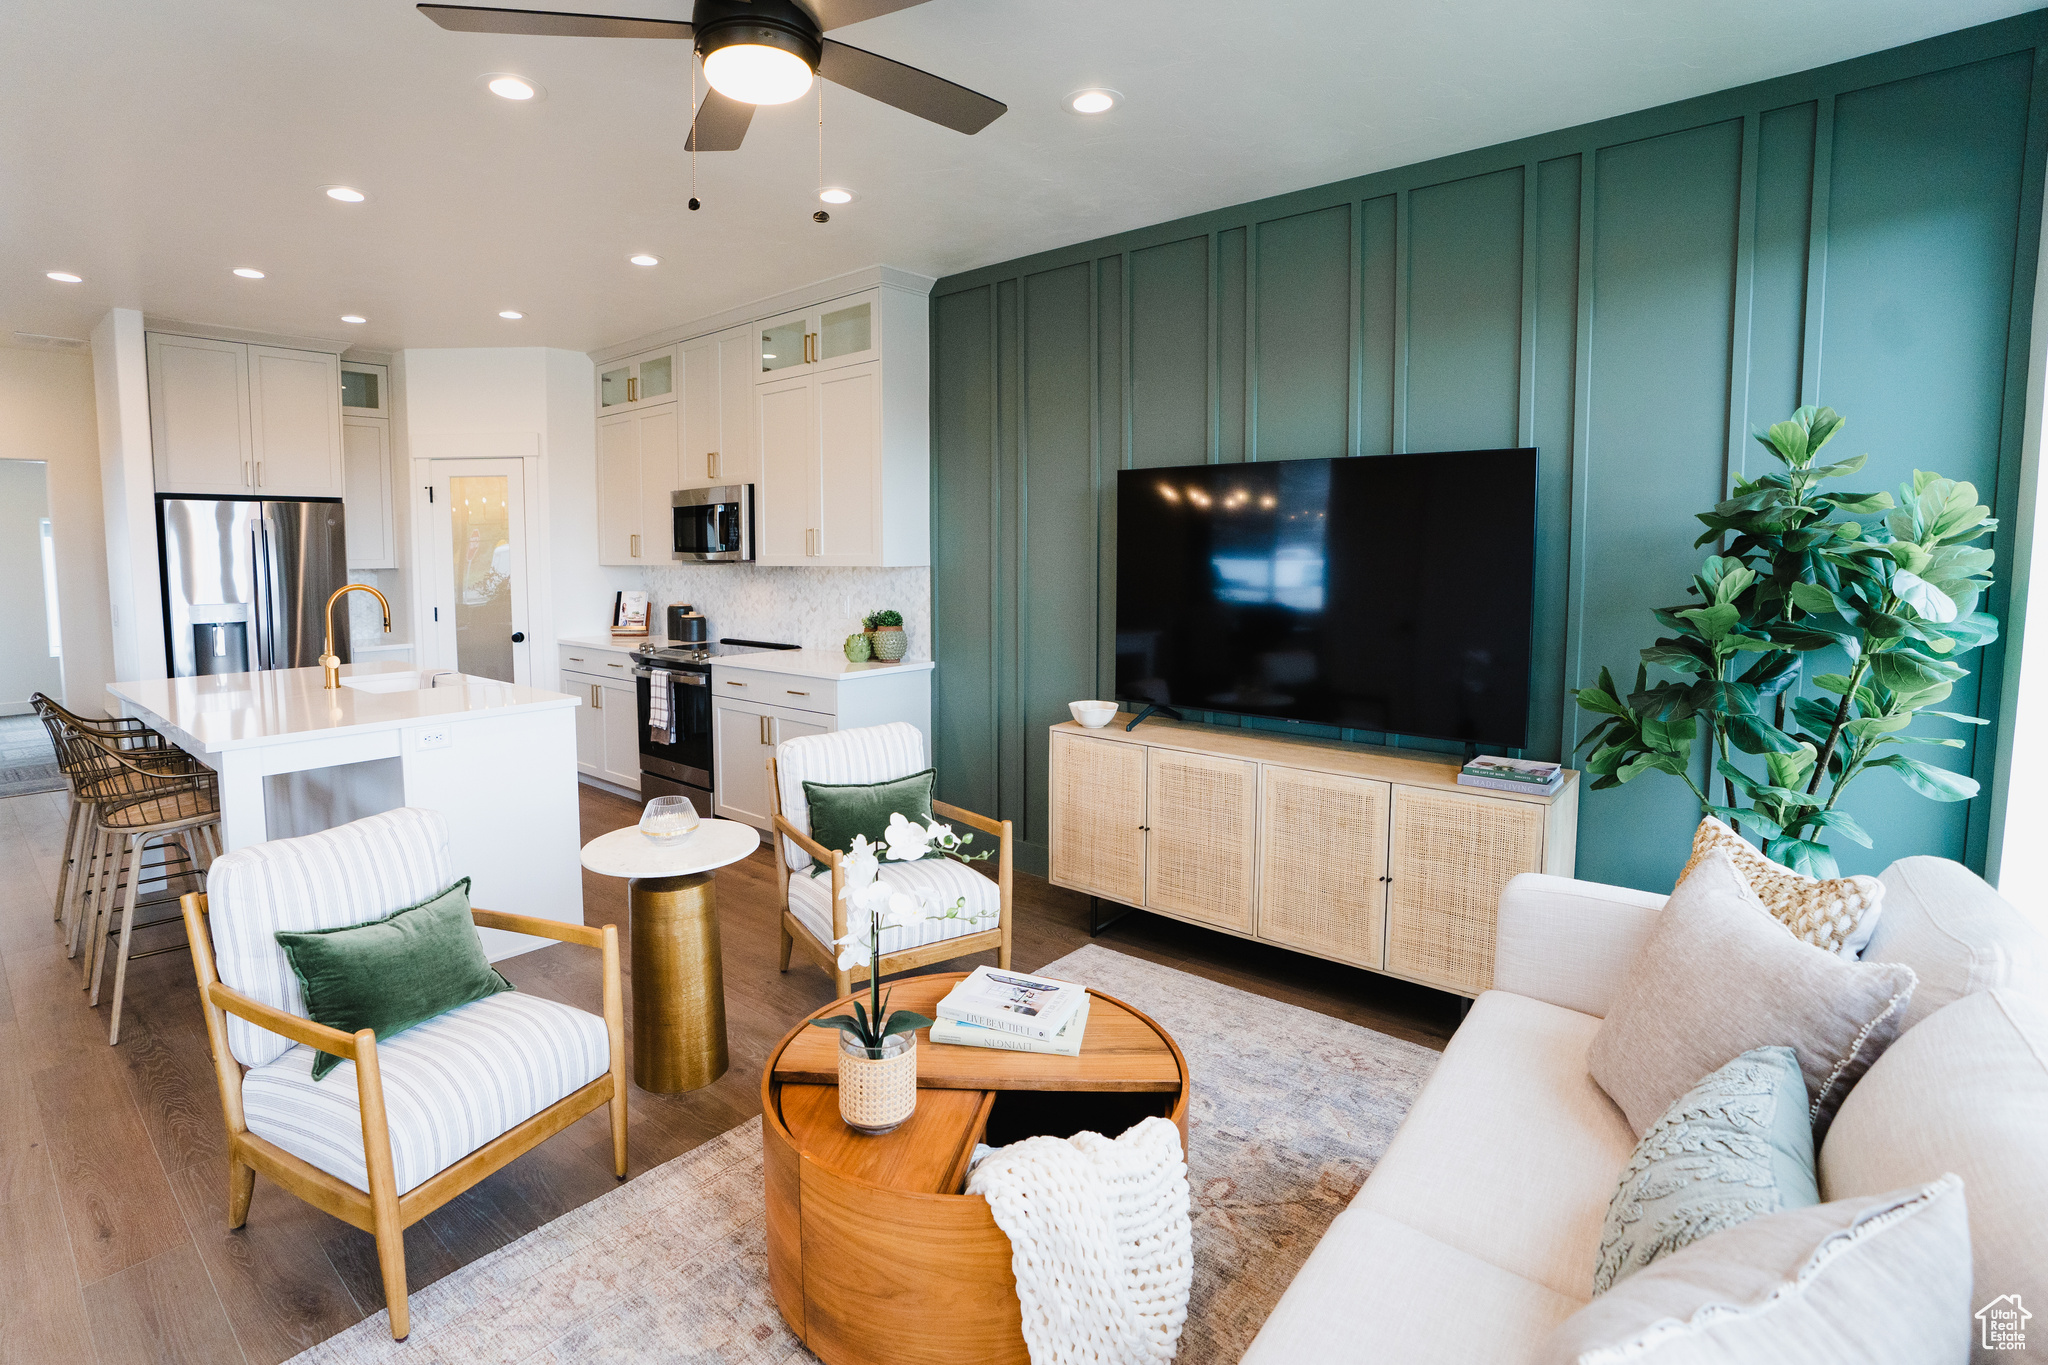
left=257, top=517, right=284, bottom=670
left=250, top=521, right=271, bottom=669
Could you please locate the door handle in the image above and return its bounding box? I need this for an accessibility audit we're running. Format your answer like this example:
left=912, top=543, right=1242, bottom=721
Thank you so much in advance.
left=511, top=631, right=526, bottom=643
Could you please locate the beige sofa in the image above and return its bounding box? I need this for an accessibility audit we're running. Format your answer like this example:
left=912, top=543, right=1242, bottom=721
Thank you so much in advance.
left=1241, top=857, right=2048, bottom=1364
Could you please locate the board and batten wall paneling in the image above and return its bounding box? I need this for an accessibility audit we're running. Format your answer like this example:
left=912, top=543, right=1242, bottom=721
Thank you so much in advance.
left=932, top=14, right=2048, bottom=891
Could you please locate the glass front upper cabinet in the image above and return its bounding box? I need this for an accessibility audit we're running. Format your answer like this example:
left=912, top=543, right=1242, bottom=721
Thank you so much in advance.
left=756, top=292, right=879, bottom=380
left=598, top=347, right=677, bottom=410
left=340, top=362, right=387, bottom=415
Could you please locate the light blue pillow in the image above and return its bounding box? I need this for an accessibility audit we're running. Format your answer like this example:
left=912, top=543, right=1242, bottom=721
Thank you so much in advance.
left=1593, top=1045, right=1819, bottom=1294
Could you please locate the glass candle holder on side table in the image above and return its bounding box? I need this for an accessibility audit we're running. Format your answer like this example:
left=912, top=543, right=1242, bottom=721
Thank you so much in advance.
left=639, top=794, right=701, bottom=840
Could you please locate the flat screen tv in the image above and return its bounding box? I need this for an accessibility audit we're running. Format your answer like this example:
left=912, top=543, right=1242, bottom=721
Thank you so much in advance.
left=1116, top=450, right=1538, bottom=749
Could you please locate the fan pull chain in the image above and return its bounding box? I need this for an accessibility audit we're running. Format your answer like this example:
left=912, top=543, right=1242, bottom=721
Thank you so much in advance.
left=813, top=81, right=829, bottom=224
left=688, top=54, right=701, bottom=211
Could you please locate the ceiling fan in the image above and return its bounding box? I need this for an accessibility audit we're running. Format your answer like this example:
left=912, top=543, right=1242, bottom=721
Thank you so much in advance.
left=418, top=1, right=1006, bottom=151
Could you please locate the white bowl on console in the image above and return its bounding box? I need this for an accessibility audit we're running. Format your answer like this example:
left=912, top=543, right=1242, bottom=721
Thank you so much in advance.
left=1069, top=700, right=1118, bottom=728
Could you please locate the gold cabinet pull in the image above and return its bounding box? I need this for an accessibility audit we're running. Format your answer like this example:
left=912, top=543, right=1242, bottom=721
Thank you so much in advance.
left=725, top=679, right=745, bottom=687
left=630, top=533, right=640, bottom=558
left=591, top=683, right=601, bottom=709
left=759, top=714, right=771, bottom=745
left=707, top=451, right=718, bottom=479
left=568, top=655, right=584, bottom=662
left=786, top=689, right=808, bottom=696
left=627, top=375, right=638, bottom=402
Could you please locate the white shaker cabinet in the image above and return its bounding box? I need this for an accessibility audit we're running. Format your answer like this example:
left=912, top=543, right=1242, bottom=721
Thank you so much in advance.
left=596, top=345, right=677, bottom=412
left=149, top=332, right=344, bottom=497
left=753, top=360, right=890, bottom=566
left=677, top=325, right=760, bottom=490
left=595, top=402, right=679, bottom=566
left=342, top=415, right=395, bottom=567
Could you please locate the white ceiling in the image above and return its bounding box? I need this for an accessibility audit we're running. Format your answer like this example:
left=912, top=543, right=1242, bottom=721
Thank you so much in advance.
left=2, top=0, right=2032, bottom=356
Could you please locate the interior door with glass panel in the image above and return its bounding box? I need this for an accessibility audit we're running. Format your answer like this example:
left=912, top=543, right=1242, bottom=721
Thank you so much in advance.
left=425, top=458, right=531, bottom=684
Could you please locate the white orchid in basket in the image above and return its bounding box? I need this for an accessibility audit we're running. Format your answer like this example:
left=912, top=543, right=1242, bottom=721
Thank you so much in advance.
left=809, top=812, right=994, bottom=1058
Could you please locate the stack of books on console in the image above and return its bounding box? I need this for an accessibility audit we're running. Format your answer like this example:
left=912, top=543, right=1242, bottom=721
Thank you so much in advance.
left=1457, top=755, right=1564, bottom=795
left=930, top=965, right=1092, bottom=1057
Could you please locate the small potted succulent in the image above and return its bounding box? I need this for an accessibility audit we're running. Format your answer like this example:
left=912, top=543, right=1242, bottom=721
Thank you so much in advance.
left=864, top=609, right=907, bottom=662
left=811, top=814, right=989, bottom=1133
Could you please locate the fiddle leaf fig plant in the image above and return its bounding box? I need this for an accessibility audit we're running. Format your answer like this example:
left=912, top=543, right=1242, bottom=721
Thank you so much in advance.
left=1572, top=407, right=1997, bottom=877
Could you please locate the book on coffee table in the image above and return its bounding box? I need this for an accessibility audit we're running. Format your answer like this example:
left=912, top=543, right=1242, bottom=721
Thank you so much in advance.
left=1457, top=755, right=1563, bottom=795
left=930, top=994, right=1091, bottom=1056
left=934, top=965, right=1086, bottom=1042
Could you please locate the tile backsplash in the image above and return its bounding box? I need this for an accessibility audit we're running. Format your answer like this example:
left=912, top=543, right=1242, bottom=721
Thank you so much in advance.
left=639, top=564, right=931, bottom=656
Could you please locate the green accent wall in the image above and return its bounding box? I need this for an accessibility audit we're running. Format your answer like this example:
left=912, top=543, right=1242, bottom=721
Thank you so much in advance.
left=931, top=15, right=2048, bottom=892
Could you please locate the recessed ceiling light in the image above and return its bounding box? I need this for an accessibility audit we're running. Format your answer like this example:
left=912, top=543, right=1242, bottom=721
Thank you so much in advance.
left=1065, top=88, right=1121, bottom=115
left=485, top=74, right=541, bottom=101
left=340, top=315, right=367, bottom=324
left=233, top=267, right=266, bottom=279
left=818, top=187, right=856, bottom=205
left=629, top=253, right=660, bottom=266
left=45, top=271, right=82, bottom=283
left=499, top=310, right=524, bottom=320
left=324, top=186, right=366, bottom=203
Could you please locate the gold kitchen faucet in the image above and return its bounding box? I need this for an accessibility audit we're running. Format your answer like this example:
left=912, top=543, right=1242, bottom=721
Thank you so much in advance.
left=321, top=583, right=392, bottom=689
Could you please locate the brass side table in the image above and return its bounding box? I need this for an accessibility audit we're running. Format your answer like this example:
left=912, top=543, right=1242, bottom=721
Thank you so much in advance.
left=580, top=819, right=759, bottom=1093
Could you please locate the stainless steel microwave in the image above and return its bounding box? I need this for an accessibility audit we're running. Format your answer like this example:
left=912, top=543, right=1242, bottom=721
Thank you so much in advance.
left=671, top=484, right=753, bottom=561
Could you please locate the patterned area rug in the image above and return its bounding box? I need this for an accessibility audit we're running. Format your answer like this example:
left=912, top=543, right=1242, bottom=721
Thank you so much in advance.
left=0, top=715, right=64, bottom=796
left=291, top=943, right=1441, bottom=1365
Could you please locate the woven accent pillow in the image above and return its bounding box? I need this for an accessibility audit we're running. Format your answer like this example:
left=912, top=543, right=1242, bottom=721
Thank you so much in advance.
left=1548, top=1176, right=1972, bottom=1364
left=1678, top=817, right=1883, bottom=957
left=1589, top=850, right=1916, bottom=1142
left=1594, top=1046, right=1819, bottom=1295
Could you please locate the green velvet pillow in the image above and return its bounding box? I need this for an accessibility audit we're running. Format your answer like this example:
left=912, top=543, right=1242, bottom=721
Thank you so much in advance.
left=274, top=878, right=512, bottom=1081
left=803, top=768, right=936, bottom=874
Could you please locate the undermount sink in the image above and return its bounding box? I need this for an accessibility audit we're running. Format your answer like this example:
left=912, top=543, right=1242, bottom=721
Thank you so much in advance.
left=339, top=671, right=425, bottom=693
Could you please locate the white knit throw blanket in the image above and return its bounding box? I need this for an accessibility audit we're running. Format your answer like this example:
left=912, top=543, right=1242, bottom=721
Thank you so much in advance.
left=967, top=1115, right=1193, bottom=1364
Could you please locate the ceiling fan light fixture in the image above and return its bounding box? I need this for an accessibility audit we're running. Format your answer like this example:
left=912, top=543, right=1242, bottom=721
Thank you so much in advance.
left=1065, top=88, right=1121, bottom=115
left=703, top=40, right=814, bottom=105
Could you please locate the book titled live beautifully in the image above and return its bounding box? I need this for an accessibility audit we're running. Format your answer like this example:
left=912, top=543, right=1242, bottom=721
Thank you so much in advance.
left=934, top=966, right=1086, bottom=1042
left=930, top=994, right=1091, bottom=1057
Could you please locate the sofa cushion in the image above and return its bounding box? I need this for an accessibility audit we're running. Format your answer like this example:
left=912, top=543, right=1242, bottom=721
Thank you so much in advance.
left=242, top=991, right=609, bottom=1194
left=1544, top=1176, right=1971, bottom=1365
left=1820, top=988, right=2048, bottom=1335
left=1868, top=856, right=2048, bottom=1030
left=1588, top=850, right=1917, bottom=1141
left=1240, top=1209, right=1580, bottom=1365
left=786, top=857, right=999, bottom=956
left=1594, top=1046, right=1818, bottom=1294
left=1350, top=990, right=1636, bottom=1301
left=1679, top=816, right=1885, bottom=957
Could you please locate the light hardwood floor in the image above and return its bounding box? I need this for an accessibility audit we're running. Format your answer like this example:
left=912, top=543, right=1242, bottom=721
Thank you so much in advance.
left=0, top=782, right=1456, bottom=1365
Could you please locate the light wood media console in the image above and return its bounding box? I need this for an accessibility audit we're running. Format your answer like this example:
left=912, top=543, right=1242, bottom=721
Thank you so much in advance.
left=1048, top=715, right=1580, bottom=997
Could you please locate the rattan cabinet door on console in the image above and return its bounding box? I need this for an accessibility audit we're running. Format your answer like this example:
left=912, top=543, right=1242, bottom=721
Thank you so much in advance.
left=1385, top=786, right=1545, bottom=994
left=1257, top=765, right=1389, bottom=969
left=1048, top=730, right=1147, bottom=904
left=1144, top=749, right=1257, bottom=933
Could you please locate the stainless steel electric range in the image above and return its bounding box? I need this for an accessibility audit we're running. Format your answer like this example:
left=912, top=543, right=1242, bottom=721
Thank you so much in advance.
left=633, top=638, right=799, bottom=811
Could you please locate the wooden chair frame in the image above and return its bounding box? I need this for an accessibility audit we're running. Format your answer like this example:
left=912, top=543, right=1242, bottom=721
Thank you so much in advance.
left=768, top=755, right=1013, bottom=996
left=180, top=891, right=627, bottom=1341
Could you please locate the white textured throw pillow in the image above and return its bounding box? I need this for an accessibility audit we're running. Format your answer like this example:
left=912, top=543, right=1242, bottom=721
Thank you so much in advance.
left=1589, top=850, right=1916, bottom=1141
left=1546, top=1176, right=1972, bottom=1365
left=1678, top=817, right=1884, bottom=957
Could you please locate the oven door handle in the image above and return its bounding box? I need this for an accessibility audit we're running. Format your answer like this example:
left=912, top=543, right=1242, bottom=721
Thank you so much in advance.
left=634, top=667, right=707, bottom=686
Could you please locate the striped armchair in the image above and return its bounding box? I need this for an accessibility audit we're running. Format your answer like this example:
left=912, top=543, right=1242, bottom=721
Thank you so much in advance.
left=178, top=808, right=625, bottom=1341
left=770, top=722, right=1013, bottom=996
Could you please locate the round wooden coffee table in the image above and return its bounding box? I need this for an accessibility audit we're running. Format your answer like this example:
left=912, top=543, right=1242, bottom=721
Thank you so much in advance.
left=761, top=971, right=1190, bottom=1365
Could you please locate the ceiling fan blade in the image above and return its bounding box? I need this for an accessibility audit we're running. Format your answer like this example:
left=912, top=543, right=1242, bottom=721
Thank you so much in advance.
left=818, top=39, right=1005, bottom=135
left=417, top=4, right=692, bottom=39
left=686, top=89, right=755, bottom=151
left=801, top=0, right=935, bottom=30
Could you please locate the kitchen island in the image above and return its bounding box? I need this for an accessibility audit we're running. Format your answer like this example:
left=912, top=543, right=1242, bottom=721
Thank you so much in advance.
left=108, top=661, right=583, bottom=959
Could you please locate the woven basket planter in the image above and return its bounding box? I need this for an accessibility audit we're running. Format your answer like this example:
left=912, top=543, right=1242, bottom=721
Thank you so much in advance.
left=838, top=1031, right=917, bottom=1134
left=869, top=625, right=908, bottom=662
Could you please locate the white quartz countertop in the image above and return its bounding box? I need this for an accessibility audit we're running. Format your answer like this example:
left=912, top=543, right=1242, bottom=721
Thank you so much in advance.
left=557, top=633, right=660, bottom=653
left=108, top=662, right=578, bottom=753
left=709, top=648, right=933, bottom=681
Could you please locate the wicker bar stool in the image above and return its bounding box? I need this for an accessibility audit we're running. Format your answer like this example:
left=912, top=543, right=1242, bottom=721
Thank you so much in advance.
left=70, top=730, right=221, bottom=1044
left=30, top=694, right=202, bottom=954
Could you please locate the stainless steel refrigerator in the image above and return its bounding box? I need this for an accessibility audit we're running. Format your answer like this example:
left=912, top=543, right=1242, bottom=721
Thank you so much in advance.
left=159, top=496, right=350, bottom=678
